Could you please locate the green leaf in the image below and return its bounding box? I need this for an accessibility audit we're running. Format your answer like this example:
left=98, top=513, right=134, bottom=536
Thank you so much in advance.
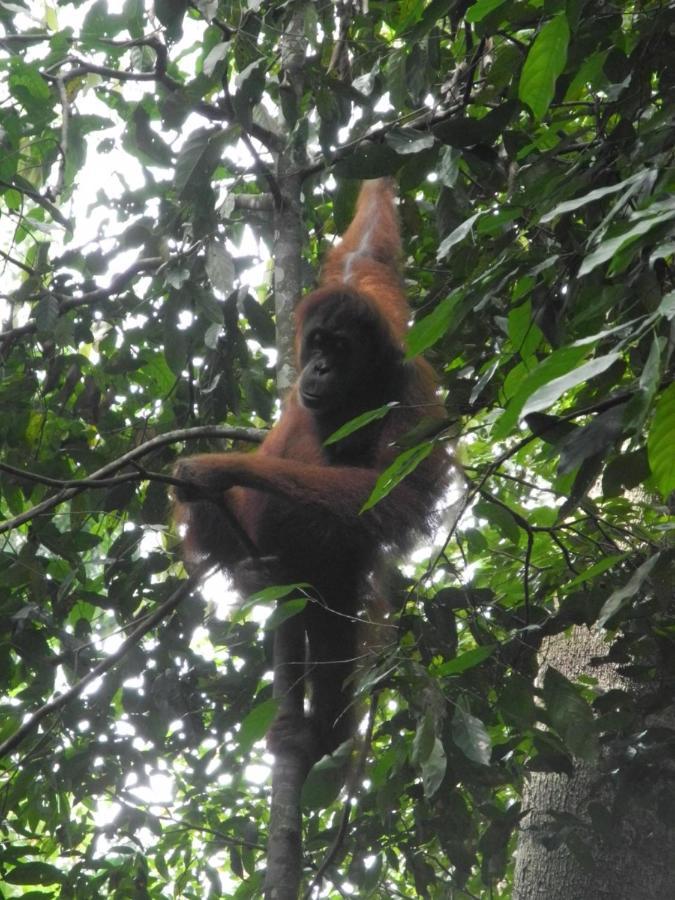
left=333, top=142, right=402, bottom=179
left=421, top=737, right=447, bottom=797
left=154, top=0, right=187, bottom=40
left=521, top=352, right=620, bottom=419
left=437, top=211, right=483, bottom=260
left=602, top=450, right=650, bottom=497
left=411, top=712, right=436, bottom=765
left=598, top=553, right=661, bottom=628
left=518, top=13, right=570, bottom=120
left=438, top=145, right=460, bottom=188
left=35, top=296, right=59, bottom=334
left=241, top=293, right=275, bottom=345
left=648, top=382, right=675, bottom=498
left=466, top=0, right=508, bottom=23
left=205, top=240, right=235, bottom=295
left=9, top=59, right=52, bottom=108
left=395, top=0, right=425, bottom=32
left=302, top=747, right=352, bottom=808
left=236, top=583, right=309, bottom=619
left=406, top=290, right=463, bottom=357
left=579, top=210, right=675, bottom=277
left=543, top=668, right=598, bottom=761
left=452, top=706, right=491, bottom=766
left=493, top=345, right=588, bottom=440
left=4, top=862, right=64, bottom=885
left=361, top=442, right=434, bottom=512
left=238, top=697, right=278, bottom=751
left=434, top=644, right=495, bottom=676
left=540, top=171, right=650, bottom=224
left=203, top=41, right=229, bottom=78
left=385, top=128, right=436, bottom=155
left=559, top=553, right=629, bottom=593
left=232, top=59, right=266, bottom=123
left=264, top=597, right=308, bottom=630
left=174, top=127, right=230, bottom=196
left=324, top=403, right=396, bottom=446
left=474, top=499, right=521, bottom=542
left=657, top=290, right=675, bottom=320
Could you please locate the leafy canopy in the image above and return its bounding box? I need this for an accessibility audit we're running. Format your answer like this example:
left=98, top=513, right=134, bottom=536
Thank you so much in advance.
left=0, top=1, right=673, bottom=897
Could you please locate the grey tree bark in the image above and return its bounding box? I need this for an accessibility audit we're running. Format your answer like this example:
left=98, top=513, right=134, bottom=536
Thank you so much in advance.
left=513, top=626, right=675, bottom=900
left=264, top=4, right=309, bottom=899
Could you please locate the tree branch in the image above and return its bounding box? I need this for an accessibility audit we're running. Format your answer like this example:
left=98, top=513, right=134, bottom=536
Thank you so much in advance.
left=0, top=255, right=164, bottom=343
left=0, top=425, right=265, bottom=535
left=0, top=179, right=70, bottom=229
left=304, top=693, right=379, bottom=898
left=42, top=38, right=280, bottom=151
left=0, top=560, right=213, bottom=760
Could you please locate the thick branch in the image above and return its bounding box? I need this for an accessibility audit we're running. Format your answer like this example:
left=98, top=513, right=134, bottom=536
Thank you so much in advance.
left=0, top=425, right=265, bottom=535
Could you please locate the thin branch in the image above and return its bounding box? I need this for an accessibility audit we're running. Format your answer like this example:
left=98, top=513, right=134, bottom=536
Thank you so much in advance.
left=115, top=793, right=266, bottom=852
left=0, top=179, right=70, bottom=229
left=0, top=462, right=139, bottom=489
left=42, top=39, right=280, bottom=151
left=0, top=560, right=213, bottom=760
left=550, top=532, right=579, bottom=575
left=53, top=76, right=69, bottom=198
left=304, top=693, right=378, bottom=899
left=0, top=249, right=34, bottom=276
left=221, top=76, right=283, bottom=207
left=1, top=255, right=163, bottom=342
left=299, top=101, right=466, bottom=179
left=0, top=425, right=265, bottom=535
left=463, top=30, right=486, bottom=108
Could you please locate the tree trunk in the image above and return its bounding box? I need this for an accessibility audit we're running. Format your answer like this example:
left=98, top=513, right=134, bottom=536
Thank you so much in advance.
left=513, top=627, right=675, bottom=899
left=264, top=4, right=309, bottom=899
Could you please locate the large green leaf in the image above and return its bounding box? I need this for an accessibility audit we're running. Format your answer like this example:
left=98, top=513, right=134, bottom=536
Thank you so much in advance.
left=543, top=668, right=598, bottom=761
left=361, top=442, right=434, bottom=511
left=521, top=352, right=620, bottom=419
left=466, top=0, right=508, bottom=23
left=540, top=170, right=651, bottom=224
left=579, top=207, right=675, bottom=276
left=493, top=345, right=588, bottom=439
left=519, top=13, right=570, bottom=120
left=406, top=290, right=463, bottom=357
left=437, top=211, right=483, bottom=260
left=452, top=705, right=492, bottom=766
left=598, top=553, right=661, bottom=627
left=647, top=382, right=675, bottom=498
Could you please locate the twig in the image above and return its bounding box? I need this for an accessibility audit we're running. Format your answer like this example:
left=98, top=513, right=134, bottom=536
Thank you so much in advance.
left=0, top=560, right=213, bottom=759
left=221, top=76, right=283, bottom=208
left=299, top=101, right=466, bottom=179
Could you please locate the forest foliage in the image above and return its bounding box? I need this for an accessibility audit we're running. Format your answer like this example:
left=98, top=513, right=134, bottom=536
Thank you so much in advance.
left=0, top=0, right=674, bottom=897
